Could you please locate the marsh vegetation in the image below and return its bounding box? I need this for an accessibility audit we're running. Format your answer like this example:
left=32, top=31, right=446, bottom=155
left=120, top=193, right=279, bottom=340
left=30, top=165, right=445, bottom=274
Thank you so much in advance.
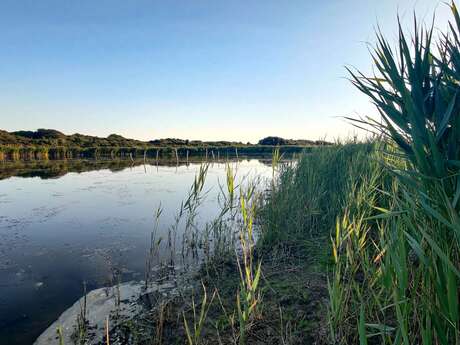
left=4, top=2, right=460, bottom=345
left=74, top=3, right=460, bottom=344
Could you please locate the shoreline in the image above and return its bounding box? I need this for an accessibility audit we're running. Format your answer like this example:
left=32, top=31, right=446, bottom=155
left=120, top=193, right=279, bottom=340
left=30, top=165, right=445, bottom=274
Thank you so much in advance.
left=0, top=145, right=311, bottom=162
left=33, top=280, right=183, bottom=345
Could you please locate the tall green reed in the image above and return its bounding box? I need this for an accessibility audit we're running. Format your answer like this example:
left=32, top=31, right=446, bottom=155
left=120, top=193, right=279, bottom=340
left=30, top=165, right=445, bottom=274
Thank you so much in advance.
left=236, top=183, right=262, bottom=345
left=260, top=143, right=376, bottom=250
left=183, top=282, right=217, bottom=345
left=331, top=2, right=460, bottom=344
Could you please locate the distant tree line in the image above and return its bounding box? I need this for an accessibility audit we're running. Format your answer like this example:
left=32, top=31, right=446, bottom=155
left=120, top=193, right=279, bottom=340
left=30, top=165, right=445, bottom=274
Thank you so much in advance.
left=0, top=129, right=331, bottom=148
left=257, top=136, right=330, bottom=146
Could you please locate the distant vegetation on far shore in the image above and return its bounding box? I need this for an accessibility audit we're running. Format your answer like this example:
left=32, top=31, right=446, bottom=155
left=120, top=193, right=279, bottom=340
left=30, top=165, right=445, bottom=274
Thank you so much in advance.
left=0, top=129, right=331, bottom=161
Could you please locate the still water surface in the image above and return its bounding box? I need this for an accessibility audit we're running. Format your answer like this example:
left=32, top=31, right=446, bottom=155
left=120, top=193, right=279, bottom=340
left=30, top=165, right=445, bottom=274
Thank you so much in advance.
left=0, top=159, right=273, bottom=345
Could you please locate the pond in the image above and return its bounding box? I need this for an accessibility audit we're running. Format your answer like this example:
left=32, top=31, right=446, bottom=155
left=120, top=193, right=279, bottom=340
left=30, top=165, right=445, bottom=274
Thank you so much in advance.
left=0, top=158, right=274, bottom=345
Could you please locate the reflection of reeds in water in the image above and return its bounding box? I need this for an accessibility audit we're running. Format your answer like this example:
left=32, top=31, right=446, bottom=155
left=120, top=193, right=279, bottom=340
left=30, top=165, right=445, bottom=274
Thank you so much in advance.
left=0, top=157, right=279, bottom=181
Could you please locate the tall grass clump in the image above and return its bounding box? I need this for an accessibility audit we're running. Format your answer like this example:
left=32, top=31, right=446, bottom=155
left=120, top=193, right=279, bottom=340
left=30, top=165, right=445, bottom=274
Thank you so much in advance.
left=260, top=143, right=376, bottom=251
left=330, top=2, right=460, bottom=344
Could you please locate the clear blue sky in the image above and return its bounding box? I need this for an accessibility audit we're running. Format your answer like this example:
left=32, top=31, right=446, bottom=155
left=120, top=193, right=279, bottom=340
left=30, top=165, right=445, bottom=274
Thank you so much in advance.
left=0, top=0, right=450, bottom=142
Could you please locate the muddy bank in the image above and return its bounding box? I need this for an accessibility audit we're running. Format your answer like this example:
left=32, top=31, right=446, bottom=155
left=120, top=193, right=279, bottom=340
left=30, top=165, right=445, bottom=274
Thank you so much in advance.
left=33, top=280, right=181, bottom=345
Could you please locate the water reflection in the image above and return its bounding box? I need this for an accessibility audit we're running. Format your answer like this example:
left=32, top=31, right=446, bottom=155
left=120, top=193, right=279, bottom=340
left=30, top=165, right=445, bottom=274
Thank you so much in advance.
left=0, top=158, right=274, bottom=180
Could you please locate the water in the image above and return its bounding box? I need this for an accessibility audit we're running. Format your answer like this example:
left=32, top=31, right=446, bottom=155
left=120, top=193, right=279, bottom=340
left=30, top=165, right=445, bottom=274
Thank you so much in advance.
left=0, top=159, right=273, bottom=345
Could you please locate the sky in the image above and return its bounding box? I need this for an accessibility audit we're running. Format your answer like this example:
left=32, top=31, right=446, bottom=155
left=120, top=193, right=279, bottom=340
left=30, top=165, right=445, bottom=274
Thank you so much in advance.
left=0, top=0, right=452, bottom=142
